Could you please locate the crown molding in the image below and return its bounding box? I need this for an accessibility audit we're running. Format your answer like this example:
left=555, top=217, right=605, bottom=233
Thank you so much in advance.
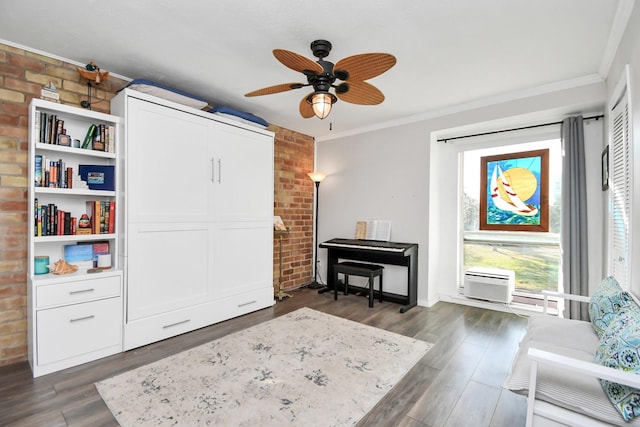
left=0, top=38, right=132, bottom=82
left=317, top=74, right=604, bottom=142
left=598, top=0, right=636, bottom=78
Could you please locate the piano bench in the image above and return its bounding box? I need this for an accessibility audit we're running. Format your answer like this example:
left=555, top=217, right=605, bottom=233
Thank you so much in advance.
left=333, top=262, right=384, bottom=308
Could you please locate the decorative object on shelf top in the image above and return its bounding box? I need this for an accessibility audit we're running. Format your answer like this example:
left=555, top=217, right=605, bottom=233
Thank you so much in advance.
left=77, top=61, right=109, bottom=84
left=40, top=82, right=60, bottom=103
left=78, top=61, right=109, bottom=110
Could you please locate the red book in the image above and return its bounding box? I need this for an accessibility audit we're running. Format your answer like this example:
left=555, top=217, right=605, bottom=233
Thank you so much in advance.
left=57, top=210, right=64, bottom=235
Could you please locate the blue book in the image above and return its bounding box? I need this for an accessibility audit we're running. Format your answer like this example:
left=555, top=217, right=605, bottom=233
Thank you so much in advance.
left=34, top=155, right=43, bottom=187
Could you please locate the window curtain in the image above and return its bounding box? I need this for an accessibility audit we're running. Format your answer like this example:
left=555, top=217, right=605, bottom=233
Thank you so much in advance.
left=561, top=116, right=589, bottom=320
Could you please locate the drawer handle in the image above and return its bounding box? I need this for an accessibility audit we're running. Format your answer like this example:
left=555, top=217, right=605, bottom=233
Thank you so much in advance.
left=163, top=319, right=191, bottom=329
left=69, top=288, right=95, bottom=295
left=70, top=315, right=95, bottom=323
left=238, top=300, right=257, bottom=308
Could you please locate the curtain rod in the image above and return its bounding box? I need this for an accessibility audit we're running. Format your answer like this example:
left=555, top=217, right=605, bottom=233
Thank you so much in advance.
left=437, top=114, right=604, bottom=143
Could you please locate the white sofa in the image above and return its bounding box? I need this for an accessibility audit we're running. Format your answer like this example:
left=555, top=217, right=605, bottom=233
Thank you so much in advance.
left=504, top=277, right=640, bottom=426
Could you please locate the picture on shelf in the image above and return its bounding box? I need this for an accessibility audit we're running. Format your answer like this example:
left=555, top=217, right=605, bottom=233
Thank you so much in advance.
left=63, top=244, right=94, bottom=270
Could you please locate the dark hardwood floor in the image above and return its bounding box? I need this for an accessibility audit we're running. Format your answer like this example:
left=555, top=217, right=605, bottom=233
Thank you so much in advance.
left=0, top=287, right=528, bottom=427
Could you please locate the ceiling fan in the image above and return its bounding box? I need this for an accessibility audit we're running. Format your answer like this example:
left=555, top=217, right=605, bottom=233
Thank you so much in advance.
left=245, top=40, right=396, bottom=120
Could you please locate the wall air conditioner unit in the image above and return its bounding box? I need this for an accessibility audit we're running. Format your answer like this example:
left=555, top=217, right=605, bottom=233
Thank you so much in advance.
left=464, top=267, right=515, bottom=304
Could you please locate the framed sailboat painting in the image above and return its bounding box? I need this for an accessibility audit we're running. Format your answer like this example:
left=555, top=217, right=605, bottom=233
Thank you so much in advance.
left=479, top=149, right=549, bottom=232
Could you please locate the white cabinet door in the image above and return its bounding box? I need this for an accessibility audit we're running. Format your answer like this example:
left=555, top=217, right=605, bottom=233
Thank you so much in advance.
left=212, top=222, right=273, bottom=299
left=209, top=123, right=273, bottom=222
left=127, top=98, right=211, bottom=223
left=126, top=222, right=211, bottom=321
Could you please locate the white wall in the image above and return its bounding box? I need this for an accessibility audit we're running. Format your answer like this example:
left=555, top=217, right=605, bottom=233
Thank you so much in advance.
left=605, top=1, right=640, bottom=294
left=316, top=81, right=606, bottom=307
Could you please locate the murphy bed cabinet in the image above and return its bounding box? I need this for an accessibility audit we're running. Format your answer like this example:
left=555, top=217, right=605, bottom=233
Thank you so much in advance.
left=111, top=89, right=274, bottom=350
left=27, top=99, right=123, bottom=377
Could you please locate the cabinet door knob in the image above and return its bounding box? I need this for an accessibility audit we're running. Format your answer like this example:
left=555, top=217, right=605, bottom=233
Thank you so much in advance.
left=217, top=159, right=222, bottom=183
left=211, top=158, right=215, bottom=183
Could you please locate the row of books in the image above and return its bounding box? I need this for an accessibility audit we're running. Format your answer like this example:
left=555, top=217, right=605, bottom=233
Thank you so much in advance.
left=33, top=198, right=115, bottom=237
left=35, top=112, right=66, bottom=145
left=34, top=155, right=73, bottom=188
left=84, top=123, right=115, bottom=152
left=34, top=112, right=115, bottom=152
left=86, top=200, right=116, bottom=235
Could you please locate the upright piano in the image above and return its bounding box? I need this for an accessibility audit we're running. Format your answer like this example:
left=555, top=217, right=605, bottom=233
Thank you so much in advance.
left=319, top=238, right=418, bottom=312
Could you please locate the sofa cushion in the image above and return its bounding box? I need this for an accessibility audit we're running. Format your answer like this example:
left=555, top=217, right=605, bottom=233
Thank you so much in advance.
left=504, top=314, right=640, bottom=426
left=524, top=314, right=599, bottom=353
left=595, top=304, right=640, bottom=421
left=589, top=276, right=632, bottom=338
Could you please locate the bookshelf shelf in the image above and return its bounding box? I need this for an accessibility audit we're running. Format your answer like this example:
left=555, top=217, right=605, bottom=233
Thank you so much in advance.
left=27, top=99, right=123, bottom=377
left=34, top=187, right=116, bottom=197
left=34, top=233, right=116, bottom=244
left=35, top=142, right=116, bottom=159
left=30, top=268, right=122, bottom=286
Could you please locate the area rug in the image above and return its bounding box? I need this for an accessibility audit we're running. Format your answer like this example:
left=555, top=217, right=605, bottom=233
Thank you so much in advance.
left=96, top=307, right=432, bottom=426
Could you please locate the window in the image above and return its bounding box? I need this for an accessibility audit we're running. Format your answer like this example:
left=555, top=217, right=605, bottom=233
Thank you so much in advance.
left=610, top=84, right=631, bottom=290
left=462, top=137, right=562, bottom=295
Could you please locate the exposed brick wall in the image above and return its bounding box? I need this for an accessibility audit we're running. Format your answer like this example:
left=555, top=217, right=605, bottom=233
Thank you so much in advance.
left=271, top=125, right=315, bottom=292
left=0, top=42, right=314, bottom=367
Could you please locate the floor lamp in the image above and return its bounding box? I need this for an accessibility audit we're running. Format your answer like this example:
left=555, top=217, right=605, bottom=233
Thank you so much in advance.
left=307, top=172, right=326, bottom=289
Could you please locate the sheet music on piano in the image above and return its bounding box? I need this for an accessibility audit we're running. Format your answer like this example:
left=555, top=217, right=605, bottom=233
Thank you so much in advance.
left=355, top=220, right=391, bottom=241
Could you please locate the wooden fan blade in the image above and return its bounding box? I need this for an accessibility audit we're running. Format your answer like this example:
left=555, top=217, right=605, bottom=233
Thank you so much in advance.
left=336, top=81, right=385, bottom=105
left=245, top=83, right=304, bottom=97
left=273, top=49, right=323, bottom=74
left=334, top=53, right=396, bottom=81
left=299, top=93, right=315, bottom=118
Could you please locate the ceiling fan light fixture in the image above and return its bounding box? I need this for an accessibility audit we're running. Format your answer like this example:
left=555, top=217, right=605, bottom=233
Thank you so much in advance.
left=309, top=92, right=337, bottom=119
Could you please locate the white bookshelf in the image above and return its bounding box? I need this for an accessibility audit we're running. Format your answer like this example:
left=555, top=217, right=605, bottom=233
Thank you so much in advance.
left=27, top=99, right=123, bottom=377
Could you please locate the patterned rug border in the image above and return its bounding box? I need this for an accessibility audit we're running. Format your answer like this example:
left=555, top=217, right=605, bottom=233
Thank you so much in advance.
left=96, top=307, right=433, bottom=426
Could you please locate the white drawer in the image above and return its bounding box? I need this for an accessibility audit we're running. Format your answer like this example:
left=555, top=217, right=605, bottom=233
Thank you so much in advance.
left=37, top=297, right=122, bottom=366
left=124, top=299, right=226, bottom=351
left=226, top=286, right=275, bottom=318
left=36, top=275, right=121, bottom=308
left=123, top=288, right=274, bottom=351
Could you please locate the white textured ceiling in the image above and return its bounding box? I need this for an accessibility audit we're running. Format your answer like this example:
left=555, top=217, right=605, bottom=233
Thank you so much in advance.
left=0, top=0, right=631, bottom=140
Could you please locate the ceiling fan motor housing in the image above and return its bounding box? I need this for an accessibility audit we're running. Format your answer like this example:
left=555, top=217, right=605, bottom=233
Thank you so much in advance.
left=311, top=39, right=332, bottom=59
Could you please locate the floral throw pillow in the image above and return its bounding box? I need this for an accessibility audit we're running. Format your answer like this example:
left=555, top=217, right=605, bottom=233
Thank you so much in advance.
left=595, top=305, right=640, bottom=421
left=589, top=276, right=632, bottom=338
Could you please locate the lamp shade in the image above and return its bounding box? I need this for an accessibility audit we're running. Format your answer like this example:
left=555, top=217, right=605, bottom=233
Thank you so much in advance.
left=307, top=172, right=327, bottom=183
left=310, top=93, right=336, bottom=119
